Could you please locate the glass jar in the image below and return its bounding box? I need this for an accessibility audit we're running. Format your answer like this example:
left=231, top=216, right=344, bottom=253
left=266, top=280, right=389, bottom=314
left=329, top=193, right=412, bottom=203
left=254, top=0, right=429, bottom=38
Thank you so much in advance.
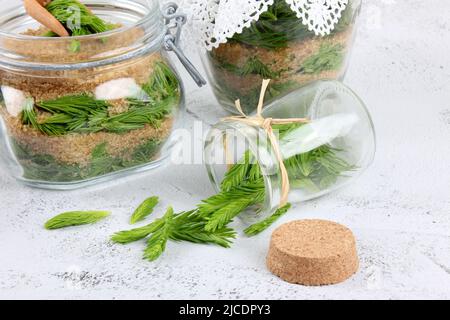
left=204, top=80, right=376, bottom=223
left=0, top=0, right=203, bottom=189
left=201, top=0, right=362, bottom=114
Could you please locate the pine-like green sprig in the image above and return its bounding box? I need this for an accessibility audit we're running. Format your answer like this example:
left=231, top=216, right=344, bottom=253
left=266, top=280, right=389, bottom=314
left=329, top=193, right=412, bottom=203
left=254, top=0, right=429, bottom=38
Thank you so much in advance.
left=244, top=203, right=291, bottom=236
left=45, top=211, right=110, bottom=230
left=130, top=196, right=159, bottom=224
left=229, top=0, right=353, bottom=50
left=220, top=151, right=253, bottom=191
left=111, top=219, right=165, bottom=244
left=301, top=43, right=345, bottom=75
left=108, top=124, right=355, bottom=262
left=230, top=0, right=313, bottom=49
left=111, top=208, right=237, bottom=260
left=143, top=61, right=180, bottom=101
left=240, top=57, right=280, bottom=78
left=198, top=179, right=265, bottom=215
left=21, top=98, right=40, bottom=129
left=197, top=178, right=265, bottom=232
left=45, top=0, right=113, bottom=36
left=143, top=207, right=174, bottom=261
left=43, top=0, right=116, bottom=52
left=214, top=57, right=282, bottom=79
left=171, top=211, right=236, bottom=248
left=21, top=62, right=179, bottom=136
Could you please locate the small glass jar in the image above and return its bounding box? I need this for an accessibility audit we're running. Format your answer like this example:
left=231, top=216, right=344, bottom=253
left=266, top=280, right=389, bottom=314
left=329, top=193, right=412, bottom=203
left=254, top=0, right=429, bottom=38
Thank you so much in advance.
left=201, top=0, right=362, bottom=114
left=204, top=80, right=376, bottom=223
left=0, top=0, right=202, bottom=189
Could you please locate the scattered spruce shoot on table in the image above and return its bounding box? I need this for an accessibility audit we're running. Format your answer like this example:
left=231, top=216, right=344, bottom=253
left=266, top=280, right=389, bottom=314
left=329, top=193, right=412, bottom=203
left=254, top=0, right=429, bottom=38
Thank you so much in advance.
left=203, top=0, right=359, bottom=114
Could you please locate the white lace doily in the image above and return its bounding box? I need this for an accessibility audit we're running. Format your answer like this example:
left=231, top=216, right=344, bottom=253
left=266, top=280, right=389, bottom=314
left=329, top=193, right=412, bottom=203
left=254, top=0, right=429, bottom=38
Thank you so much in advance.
left=183, top=0, right=349, bottom=50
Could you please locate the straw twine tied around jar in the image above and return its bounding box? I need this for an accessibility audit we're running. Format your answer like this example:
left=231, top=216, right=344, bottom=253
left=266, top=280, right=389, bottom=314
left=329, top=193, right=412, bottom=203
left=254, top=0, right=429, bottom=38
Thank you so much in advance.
left=222, top=79, right=310, bottom=208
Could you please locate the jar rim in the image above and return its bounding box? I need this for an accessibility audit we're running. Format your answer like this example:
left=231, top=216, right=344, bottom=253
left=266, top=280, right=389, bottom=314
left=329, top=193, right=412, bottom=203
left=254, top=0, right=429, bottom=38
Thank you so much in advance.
left=0, top=0, right=166, bottom=71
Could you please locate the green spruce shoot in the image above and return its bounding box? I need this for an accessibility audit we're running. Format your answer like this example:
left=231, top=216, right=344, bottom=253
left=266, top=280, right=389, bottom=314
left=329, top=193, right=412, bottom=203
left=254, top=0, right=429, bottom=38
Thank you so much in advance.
left=244, top=203, right=292, bottom=236
left=45, top=0, right=114, bottom=36
left=20, top=62, right=179, bottom=137
left=45, top=211, right=110, bottom=230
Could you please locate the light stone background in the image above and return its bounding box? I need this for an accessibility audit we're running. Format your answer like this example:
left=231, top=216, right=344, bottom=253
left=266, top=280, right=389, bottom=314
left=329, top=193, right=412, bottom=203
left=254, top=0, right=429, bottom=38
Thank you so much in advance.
left=1, top=0, right=450, bottom=300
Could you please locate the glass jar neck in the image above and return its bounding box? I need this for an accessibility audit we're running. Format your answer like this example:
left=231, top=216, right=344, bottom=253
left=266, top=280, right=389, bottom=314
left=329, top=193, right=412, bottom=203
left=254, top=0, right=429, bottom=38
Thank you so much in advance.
left=204, top=120, right=283, bottom=223
left=0, top=0, right=165, bottom=71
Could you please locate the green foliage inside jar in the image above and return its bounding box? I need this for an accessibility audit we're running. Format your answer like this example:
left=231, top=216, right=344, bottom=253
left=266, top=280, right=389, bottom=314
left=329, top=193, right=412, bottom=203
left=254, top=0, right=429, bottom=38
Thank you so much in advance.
left=0, top=1, right=181, bottom=184
left=207, top=0, right=357, bottom=114
left=21, top=62, right=179, bottom=136
left=44, top=0, right=117, bottom=36
left=111, top=122, right=356, bottom=261
left=4, top=61, right=180, bottom=183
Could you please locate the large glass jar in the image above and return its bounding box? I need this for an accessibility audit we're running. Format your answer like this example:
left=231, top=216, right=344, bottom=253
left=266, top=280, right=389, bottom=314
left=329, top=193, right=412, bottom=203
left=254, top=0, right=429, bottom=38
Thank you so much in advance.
left=204, top=81, right=376, bottom=223
left=201, top=0, right=362, bottom=114
left=0, top=0, right=196, bottom=189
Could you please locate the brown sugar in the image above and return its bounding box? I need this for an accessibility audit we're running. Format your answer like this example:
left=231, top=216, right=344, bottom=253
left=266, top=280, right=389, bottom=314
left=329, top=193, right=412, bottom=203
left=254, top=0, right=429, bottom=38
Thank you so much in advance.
left=267, top=220, right=359, bottom=286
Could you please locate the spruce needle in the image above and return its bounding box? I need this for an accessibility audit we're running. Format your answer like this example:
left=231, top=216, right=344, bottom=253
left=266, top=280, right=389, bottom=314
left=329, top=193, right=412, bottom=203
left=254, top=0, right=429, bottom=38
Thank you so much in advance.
left=45, top=210, right=110, bottom=230
left=130, top=196, right=159, bottom=225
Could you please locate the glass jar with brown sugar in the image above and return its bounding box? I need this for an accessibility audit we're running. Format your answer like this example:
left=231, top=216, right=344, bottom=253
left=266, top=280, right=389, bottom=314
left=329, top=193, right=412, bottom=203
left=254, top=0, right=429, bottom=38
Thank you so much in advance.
left=0, top=0, right=204, bottom=189
left=200, top=0, right=362, bottom=114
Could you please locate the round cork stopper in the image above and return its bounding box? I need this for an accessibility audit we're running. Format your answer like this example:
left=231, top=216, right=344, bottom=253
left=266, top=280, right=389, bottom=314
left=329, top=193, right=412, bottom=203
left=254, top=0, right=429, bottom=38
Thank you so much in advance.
left=267, top=220, right=359, bottom=286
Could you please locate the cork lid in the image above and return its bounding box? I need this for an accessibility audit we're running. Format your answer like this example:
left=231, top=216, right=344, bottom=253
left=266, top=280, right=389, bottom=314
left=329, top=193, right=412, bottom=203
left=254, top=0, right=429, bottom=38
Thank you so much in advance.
left=267, top=220, right=359, bottom=286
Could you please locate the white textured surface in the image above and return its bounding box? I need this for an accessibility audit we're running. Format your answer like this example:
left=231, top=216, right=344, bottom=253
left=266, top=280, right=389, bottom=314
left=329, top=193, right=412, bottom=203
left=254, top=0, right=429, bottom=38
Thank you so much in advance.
left=1, top=0, right=450, bottom=300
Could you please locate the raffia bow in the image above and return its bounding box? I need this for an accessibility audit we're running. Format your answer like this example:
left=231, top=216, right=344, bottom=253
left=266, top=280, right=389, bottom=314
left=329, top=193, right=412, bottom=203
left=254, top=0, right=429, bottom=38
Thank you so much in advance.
left=223, top=79, right=309, bottom=208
